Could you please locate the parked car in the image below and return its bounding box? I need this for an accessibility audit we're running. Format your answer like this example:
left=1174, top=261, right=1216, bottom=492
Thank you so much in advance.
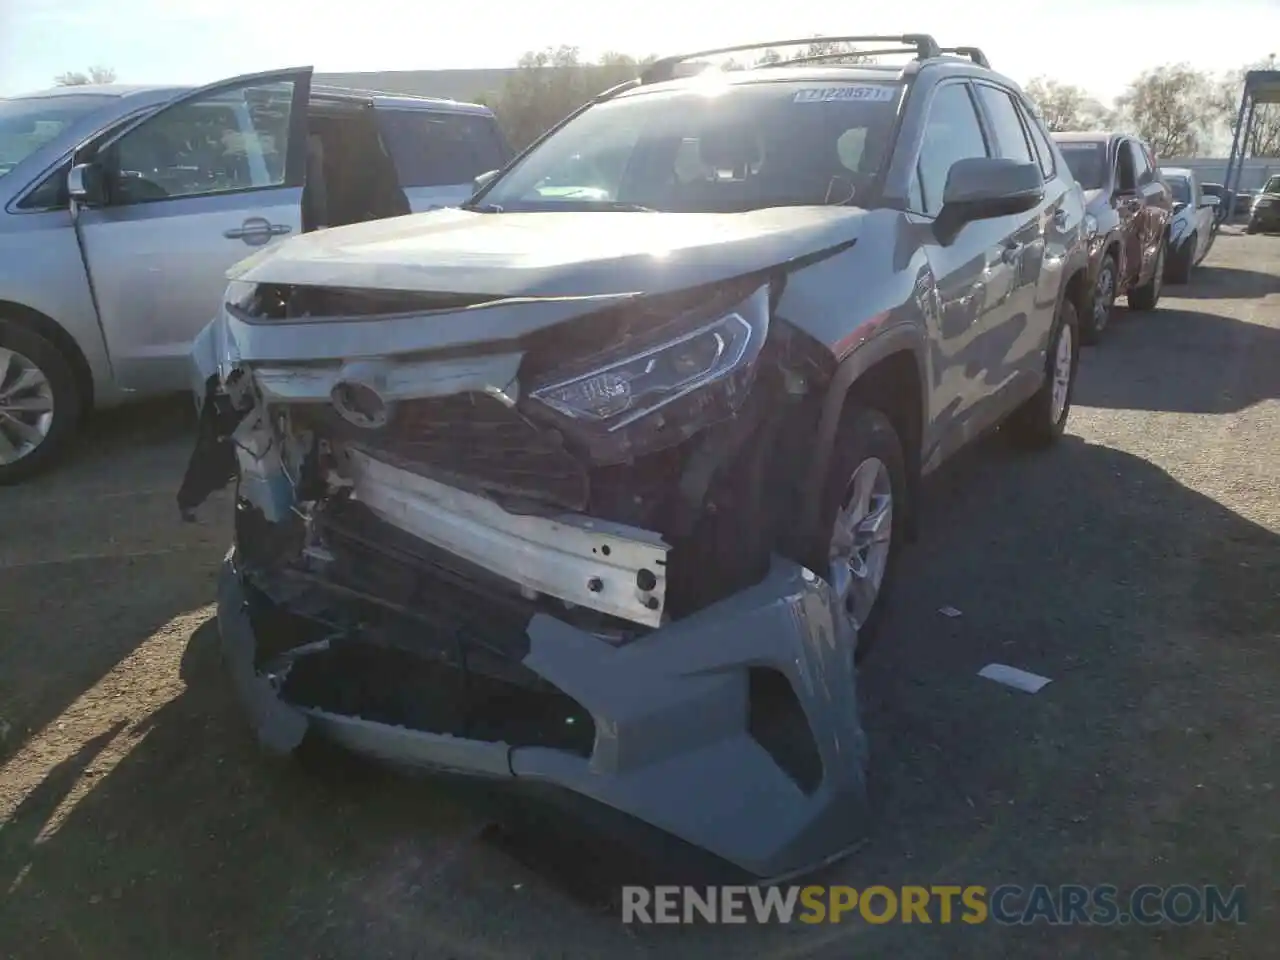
left=0, top=69, right=510, bottom=483
left=1246, top=174, right=1280, bottom=233
left=1161, top=167, right=1219, bottom=282
left=1200, top=181, right=1233, bottom=224
left=1234, top=189, right=1257, bottom=218
left=178, top=35, right=1091, bottom=881
left=1052, top=131, right=1173, bottom=343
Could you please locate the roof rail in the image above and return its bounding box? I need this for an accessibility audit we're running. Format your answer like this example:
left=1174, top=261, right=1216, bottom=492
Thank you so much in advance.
left=640, top=34, right=942, bottom=84
left=760, top=47, right=920, bottom=67
left=938, top=46, right=990, bottom=68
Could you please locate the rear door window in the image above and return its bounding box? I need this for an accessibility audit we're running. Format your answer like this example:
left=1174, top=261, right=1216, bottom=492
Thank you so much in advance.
left=376, top=109, right=509, bottom=187
left=973, top=84, right=1035, bottom=165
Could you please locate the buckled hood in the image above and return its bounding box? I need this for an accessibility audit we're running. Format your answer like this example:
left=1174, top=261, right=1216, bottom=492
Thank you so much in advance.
left=228, top=206, right=868, bottom=299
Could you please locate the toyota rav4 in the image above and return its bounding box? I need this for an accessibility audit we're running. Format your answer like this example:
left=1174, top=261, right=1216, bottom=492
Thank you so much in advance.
left=179, top=35, right=1090, bottom=881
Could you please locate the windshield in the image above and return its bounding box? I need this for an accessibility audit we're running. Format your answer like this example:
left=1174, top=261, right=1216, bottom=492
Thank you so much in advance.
left=474, top=80, right=903, bottom=213
left=1056, top=141, right=1107, bottom=191
left=1263, top=176, right=1280, bottom=195
left=1167, top=176, right=1191, bottom=204
left=0, top=94, right=112, bottom=179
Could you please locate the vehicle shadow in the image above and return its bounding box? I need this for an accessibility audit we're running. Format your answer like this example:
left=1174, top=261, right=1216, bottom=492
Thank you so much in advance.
left=1165, top=263, right=1280, bottom=301
left=1, top=432, right=1275, bottom=960
left=1072, top=304, right=1279, bottom=414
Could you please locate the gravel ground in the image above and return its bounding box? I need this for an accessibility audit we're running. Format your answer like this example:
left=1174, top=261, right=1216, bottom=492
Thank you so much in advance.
left=1, top=231, right=1277, bottom=959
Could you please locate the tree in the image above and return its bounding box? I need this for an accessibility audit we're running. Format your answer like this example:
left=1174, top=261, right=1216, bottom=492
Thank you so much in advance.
left=1213, top=59, right=1280, bottom=158
left=1024, top=77, right=1114, bottom=132
left=483, top=48, right=654, bottom=151
left=54, top=65, right=117, bottom=86
left=1115, top=64, right=1215, bottom=157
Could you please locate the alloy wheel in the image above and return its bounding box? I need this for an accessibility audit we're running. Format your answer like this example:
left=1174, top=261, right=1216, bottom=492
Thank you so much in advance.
left=0, top=347, right=56, bottom=465
left=828, top=457, right=894, bottom=630
left=1050, top=323, right=1074, bottom=425
left=1094, top=261, right=1115, bottom=331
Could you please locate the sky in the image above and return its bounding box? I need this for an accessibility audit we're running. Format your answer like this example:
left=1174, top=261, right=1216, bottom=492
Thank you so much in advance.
left=1, top=0, right=1278, bottom=102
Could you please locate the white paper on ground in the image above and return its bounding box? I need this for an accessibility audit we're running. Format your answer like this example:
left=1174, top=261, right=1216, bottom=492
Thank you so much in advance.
left=978, top=663, right=1052, bottom=694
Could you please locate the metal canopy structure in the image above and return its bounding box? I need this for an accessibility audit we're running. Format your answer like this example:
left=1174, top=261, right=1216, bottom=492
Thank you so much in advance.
left=1223, top=69, right=1280, bottom=200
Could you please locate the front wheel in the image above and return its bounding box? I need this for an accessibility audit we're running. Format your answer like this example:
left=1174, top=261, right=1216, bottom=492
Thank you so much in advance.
left=811, top=406, right=907, bottom=662
left=1004, top=297, right=1080, bottom=449
left=1166, top=236, right=1194, bottom=284
left=0, top=319, right=83, bottom=485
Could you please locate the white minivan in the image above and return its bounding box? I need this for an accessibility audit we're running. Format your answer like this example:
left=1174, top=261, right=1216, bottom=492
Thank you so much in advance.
left=0, top=66, right=509, bottom=482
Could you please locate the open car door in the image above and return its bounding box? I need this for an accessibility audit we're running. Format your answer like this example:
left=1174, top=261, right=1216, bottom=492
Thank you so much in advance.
left=70, top=67, right=313, bottom=394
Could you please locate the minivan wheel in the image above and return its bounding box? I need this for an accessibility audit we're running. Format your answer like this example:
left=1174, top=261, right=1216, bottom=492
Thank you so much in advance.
left=1128, top=246, right=1164, bottom=311
left=1005, top=298, right=1080, bottom=448
left=812, top=406, right=907, bottom=662
left=0, top=320, right=82, bottom=485
left=1081, top=254, right=1117, bottom=344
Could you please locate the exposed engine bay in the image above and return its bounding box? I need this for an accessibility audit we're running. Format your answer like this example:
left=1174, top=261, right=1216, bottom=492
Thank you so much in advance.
left=181, top=266, right=872, bottom=880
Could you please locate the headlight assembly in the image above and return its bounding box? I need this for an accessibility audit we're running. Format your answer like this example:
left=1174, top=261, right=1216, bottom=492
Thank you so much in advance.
left=1083, top=213, right=1098, bottom=241
left=526, top=283, right=771, bottom=463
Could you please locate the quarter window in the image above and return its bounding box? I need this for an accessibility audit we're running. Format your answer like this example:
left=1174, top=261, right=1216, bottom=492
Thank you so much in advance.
left=917, top=83, right=989, bottom=216
left=974, top=85, right=1035, bottom=165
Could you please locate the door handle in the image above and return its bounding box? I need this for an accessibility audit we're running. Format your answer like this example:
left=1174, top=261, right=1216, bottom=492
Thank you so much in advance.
left=224, top=217, right=292, bottom=246
left=1000, top=241, right=1024, bottom=265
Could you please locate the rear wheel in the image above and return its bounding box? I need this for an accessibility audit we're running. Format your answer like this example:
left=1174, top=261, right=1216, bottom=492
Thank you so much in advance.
left=0, top=319, right=82, bottom=485
left=811, top=406, right=907, bottom=662
left=1128, top=245, right=1164, bottom=311
left=1005, top=297, right=1079, bottom=449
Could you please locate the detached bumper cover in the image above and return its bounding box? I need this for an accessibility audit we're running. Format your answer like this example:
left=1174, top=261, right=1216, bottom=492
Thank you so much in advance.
left=216, top=551, right=870, bottom=879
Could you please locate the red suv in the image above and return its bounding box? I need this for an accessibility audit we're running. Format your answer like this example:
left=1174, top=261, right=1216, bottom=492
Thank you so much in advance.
left=1052, top=132, right=1173, bottom=343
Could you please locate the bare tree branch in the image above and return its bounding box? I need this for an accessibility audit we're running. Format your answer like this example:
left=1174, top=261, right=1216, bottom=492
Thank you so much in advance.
left=1115, top=64, right=1215, bottom=157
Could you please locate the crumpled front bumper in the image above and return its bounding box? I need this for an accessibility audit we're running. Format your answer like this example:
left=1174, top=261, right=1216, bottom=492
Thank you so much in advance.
left=216, top=549, right=870, bottom=881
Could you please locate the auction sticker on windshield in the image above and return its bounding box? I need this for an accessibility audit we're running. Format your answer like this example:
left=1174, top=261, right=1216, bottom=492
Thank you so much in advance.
left=793, top=85, right=898, bottom=103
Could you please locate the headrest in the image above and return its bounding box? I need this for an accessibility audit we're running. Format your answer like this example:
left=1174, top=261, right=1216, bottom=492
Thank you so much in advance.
left=697, top=124, right=760, bottom=171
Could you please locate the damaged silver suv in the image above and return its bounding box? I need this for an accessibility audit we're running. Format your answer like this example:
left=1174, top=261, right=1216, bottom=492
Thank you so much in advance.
left=179, top=35, right=1090, bottom=882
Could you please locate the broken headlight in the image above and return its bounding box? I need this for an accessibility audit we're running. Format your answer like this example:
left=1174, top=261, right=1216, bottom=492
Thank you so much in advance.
left=526, top=283, right=770, bottom=464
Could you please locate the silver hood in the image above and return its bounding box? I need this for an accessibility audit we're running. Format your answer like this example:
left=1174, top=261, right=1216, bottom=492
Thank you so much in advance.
left=228, top=206, right=867, bottom=299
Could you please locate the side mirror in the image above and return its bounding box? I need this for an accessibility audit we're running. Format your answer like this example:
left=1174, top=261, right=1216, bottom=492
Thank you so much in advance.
left=472, top=169, right=500, bottom=194
left=68, top=163, right=106, bottom=206
left=1200, top=194, right=1220, bottom=209
left=1173, top=201, right=1188, bottom=214
left=934, top=157, right=1043, bottom=243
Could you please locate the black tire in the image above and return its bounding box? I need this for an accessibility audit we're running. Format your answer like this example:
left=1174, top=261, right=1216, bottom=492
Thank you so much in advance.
left=1005, top=297, right=1080, bottom=449
left=809, top=405, right=908, bottom=662
left=1167, top=237, right=1194, bottom=284
left=1127, top=245, right=1164, bottom=311
left=1245, top=222, right=1260, bottom=235
left=1080, top=253, right=1117, bottom=345
left=0, top=319, right=83, bottom=485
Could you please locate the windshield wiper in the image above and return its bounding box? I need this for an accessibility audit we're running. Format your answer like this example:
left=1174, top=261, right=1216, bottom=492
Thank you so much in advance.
left=585, top=201, right=656, bottom=212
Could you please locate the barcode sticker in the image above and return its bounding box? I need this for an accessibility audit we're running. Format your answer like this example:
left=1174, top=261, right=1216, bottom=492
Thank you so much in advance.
left=793, top=85, right=898, bottom=103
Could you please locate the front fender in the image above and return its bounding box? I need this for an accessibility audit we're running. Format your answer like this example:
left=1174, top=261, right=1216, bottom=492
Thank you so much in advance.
left=798, top=322, right=928, bottom=542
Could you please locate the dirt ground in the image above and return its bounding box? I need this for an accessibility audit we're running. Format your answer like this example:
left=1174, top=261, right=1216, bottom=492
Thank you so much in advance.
left=1, top=231, right=1277, bottom=960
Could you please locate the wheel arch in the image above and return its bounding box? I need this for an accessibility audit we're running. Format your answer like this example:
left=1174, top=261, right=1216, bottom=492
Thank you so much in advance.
left=0, top=299, right=95, bottom=415
left=798, top=327, right=927, bottom=546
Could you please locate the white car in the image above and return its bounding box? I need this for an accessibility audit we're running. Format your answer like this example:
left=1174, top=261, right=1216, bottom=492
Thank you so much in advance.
left=0, top=67, right=509, bottom=482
